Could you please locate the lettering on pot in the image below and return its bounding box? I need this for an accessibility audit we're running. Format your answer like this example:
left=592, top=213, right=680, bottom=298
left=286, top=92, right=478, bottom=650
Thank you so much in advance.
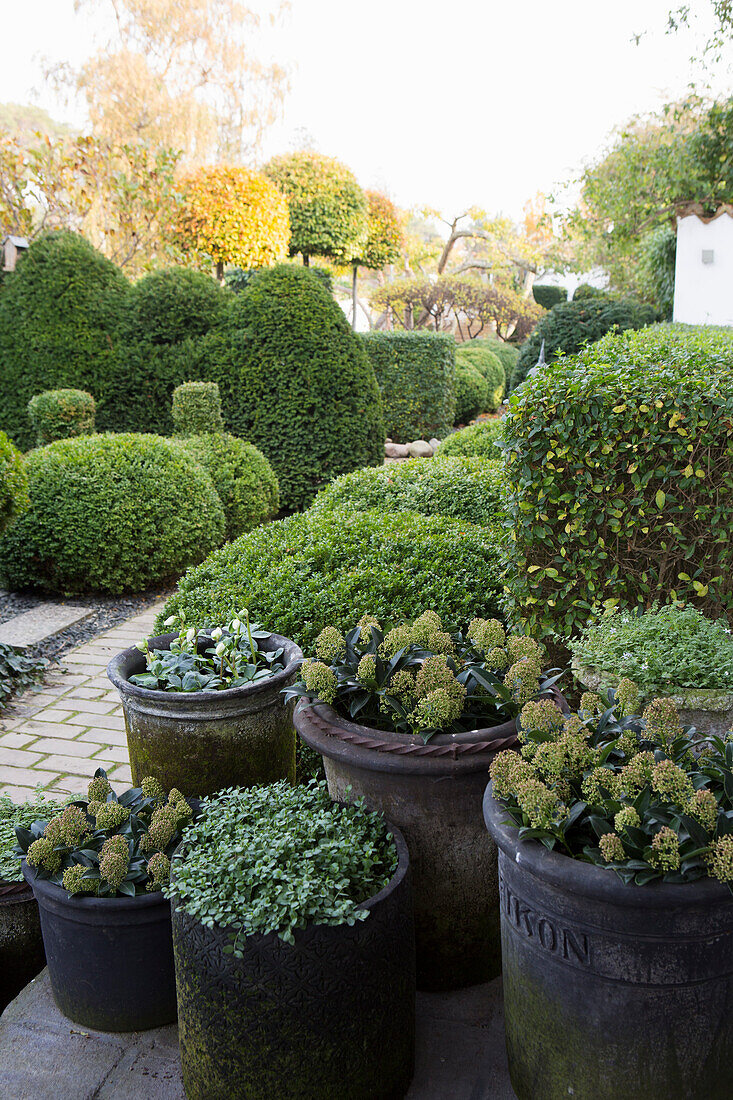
left=501, top=882, right=590, bottom=966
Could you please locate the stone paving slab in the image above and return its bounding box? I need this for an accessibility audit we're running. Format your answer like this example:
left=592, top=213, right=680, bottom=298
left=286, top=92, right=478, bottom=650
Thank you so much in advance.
left=0, top=601, right=165, bottom=802
left=0, top=970, right=515, bottom=1099
left=0, top=604, right=94, bottom=649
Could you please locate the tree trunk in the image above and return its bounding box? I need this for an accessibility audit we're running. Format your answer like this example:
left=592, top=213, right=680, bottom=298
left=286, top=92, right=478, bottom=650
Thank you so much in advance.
left=215, top=260, right=224, bottom=283
left=303, top=254, right=310, bottom=266
left=352, top=265, right=359, bottom=330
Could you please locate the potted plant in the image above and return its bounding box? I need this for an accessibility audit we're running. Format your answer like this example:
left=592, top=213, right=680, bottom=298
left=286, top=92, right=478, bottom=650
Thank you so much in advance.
left=0, top=792, right=63, bottom=1012
left=15, top=768, right=192, bottom=1031
left=291, top=610, right=563, bottom=989
left=168, top=781, right=415, bottom=1100
left=107, top=610, right=303, bottom=797
left=571, top=603, right=733, bottom=735
left=484, top=682, right=733, bottom=1100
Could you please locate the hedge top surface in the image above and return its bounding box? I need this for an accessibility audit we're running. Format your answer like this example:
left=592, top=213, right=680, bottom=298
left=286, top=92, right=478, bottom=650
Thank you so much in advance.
left=436, top=419, right=504, bottom=458
left=311, top=455, right=505, bottom=527
left=159, top=506, right=504, bottom=650
left=27, top=388, right=96, bottom=445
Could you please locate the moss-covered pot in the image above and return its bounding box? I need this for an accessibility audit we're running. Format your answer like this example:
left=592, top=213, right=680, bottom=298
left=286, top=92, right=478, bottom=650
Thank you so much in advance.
left=170, top=825, right=415, bottom=1100
left=107, top=632, right=302, bottom=797
left=0, top=882, right=46, bottom=1012
left=294, top=698, right=522, bottom=991
left=483, top=783, right=733, bottom=1100
left=22, top=860, right=176, bottom=1031
left=573, top=659, right=733, bottom=737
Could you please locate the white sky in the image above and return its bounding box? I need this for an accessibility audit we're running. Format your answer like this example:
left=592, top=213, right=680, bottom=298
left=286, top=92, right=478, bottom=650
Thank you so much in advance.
left=2, top=0, right=730, bottom=221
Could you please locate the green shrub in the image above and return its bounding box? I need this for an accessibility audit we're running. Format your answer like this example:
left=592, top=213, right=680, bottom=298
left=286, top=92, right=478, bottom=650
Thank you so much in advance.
left=511, top=296, right=657, bottom=390
left=532, top=285, right=567, bottom=309
left=312, top=456, right=505, bottom=527
left=0, top=434, right=225, bottom=595
left=0, top=432, right=28, bottom=535
left=0, top=231, right=129, bottom=449
left=28, top=388, right=96, bottom=445
left=502, top=325, right=733, bottom=641
left=573, top=283, right=606, bottom=301
left=361, top=332, right=456, bottom=442
left=178, top=433, right=279, bottom=540
left=454, top=362, right=489, bottom=424
left=490, top=340, right=520, bottom=387
left=436, top=419, right=504, bottom=458
left=172, top=382, right=224, bottom=435
left=122, top=267, right=226, bottom=346
left=159, top=507, right=504, bottom=650
left=455, top=343, right=505, bottom=411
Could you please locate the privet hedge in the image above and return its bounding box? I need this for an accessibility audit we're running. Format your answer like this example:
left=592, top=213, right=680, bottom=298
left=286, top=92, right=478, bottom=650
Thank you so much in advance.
left=178, top=434, right=279, bottom=540
left=0, top=434, right=225, bottom=595
left=454, top=361, right=489, bottom=424
left=172, top=381, right=224, bottom=435
left=361, top=332, right=456, bottom=442
left=0, top=432, right=28, bottom=536
left=28, top=389, right=96, bottom=445
left=158, top=507, right=504, bottom=650
left=455, top=342, right=505, bottom=412
left=501, top=325, right=733, bottom=641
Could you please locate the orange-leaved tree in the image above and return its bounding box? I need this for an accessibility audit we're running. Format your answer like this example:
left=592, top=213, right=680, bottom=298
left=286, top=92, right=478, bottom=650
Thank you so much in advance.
left=350, top=190, right=403, bottom=327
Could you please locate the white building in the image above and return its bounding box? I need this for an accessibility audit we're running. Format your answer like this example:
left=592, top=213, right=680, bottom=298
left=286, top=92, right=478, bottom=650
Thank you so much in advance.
left=673, top=205, right=733, bottom=326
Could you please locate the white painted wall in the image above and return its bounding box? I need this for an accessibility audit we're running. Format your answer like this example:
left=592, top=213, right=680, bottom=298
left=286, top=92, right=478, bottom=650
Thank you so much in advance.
left=673, top=213, right=733, bottom=326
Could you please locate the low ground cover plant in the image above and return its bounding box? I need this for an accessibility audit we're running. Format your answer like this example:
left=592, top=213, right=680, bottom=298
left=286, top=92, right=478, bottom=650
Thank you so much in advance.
left=0, top=644, right=47, bottom=711
left=436, top=419, right=504, bottom=458
left=14, top=768, right=191, bottom=897
left=167, top=780, right=397, bottom=950
left=27, top=389, right=96, bottom=446
left=287, top=611, right=558, bottom=742
left=131, top=611, right=285, bottom=692
left=572, top=604, right=733, bottom=694
left=491, top=684, right=733, bottom=888
left=0, top=793, right=64, bottom=883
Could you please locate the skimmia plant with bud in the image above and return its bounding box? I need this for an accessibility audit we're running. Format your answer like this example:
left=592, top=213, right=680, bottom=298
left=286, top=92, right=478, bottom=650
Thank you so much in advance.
left=490, top=679, right=733, bottom=888
left=284, top=611, right=560, bottom=742
left=130, top=610, right=285, bottom=693
left=13, top=768, right=192, bottom=897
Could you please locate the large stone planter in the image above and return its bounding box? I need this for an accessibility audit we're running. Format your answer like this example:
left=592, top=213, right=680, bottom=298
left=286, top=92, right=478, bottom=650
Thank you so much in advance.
left=573, top=659, right=733, bottom=736
left=170, top=825, right=415, bottom=1100
left=108, top=631, right=303, bottom=797
left=484, top=783, right=733, bottom=1100
left=294, top=699, right=520, bottom=991
left=0, top=882, right=45, bottom=1012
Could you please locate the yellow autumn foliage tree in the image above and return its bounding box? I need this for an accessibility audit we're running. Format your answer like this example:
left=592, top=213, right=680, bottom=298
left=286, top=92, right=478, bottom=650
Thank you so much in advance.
left=174, top=166, right=290, bottom=277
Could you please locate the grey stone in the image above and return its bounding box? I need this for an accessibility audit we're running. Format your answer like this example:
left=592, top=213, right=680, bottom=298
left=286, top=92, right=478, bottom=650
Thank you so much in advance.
left=385, top=442, right=410, bottom=458
left=429, top=438, right=440, bottom=450
left=0, top=605, right=94, bottom=650
left=407, top=440, right=434, bottom=458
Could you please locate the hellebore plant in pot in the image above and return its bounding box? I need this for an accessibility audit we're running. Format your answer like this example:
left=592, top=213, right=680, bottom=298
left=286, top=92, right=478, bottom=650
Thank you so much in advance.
left=107, top=610, right=303, bottom=797
left=0, top=792, right=63, bottom=1012
left=15, top=768, right=192, bottom=1031
left=571, top=602, right=733, bottom=735
left=290, top=610, right=562, bottom=990
left=484, top=681, right=733, bottom=1100
left=167, top=781, right=415, bottom=1100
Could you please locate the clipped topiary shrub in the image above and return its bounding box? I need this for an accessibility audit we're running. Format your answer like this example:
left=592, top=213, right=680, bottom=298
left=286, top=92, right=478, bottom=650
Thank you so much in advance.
left=437, top=419, right=504, bottom=458
left=0, top=432, right=28, bottom=536
left=158, top=507, right=504, bottom=650
left=0, top=231, right=129, bottom=449
left=490, top=340, right=520, bottom=388
left=573, top=283, right=606, bottom=301
left=361, top=332, right=456, bottom=443
left=455, top=343, right=505, bottom=412
left=312, top=455, right=505, bottom=527
left=178, top=433, right=279, bottom=540
left=0, top=434, right=225, bottom=595
left=172, top=381, right=224, bottom=435
left=454, top=361, right=489, bottom=424
left=28, top=389, right=96, bottom=445
left=502, top=324, right=733, bottom=641
left=532, top=284, right=567, bottom=309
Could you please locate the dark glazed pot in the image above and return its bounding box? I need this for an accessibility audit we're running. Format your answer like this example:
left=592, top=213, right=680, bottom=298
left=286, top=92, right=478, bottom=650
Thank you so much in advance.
left=0, top=882, right=46, bottom=1012
left=484, top=783, right=733, bottom=1100
left=295, top=699, right=520, bottom=991
left=107, top=631, right=303, bottom=797
left=22, top=861, right=176, bottom=1031
left=171, top=826, right=415, bottom=1100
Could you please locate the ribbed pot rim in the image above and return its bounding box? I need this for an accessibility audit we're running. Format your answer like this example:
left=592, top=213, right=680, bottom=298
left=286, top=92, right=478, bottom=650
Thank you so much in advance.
left=107, top=631, right=303, bottom=710
left=22, top=859, right=170, bottom=914
left=296, top=699, right=518, bottom=748
left=0, top=879, right=34, bottom=904
left=483, top=781, right=732, bottom=910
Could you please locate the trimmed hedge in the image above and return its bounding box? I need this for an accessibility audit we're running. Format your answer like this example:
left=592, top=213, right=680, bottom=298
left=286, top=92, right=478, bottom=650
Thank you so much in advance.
left=532, top=285, right=567, bottom=309
left=0, top=231, right=129, bottom=449
left=0, top=432, right=28, bottom=536
left=436, top=419, right=504, bottom=458
left=361, top=331, right=456, bottom=442
left=158, top=507, right=504, bottom=650
left=511, top=296, right=657, bottom=391
left=0, top=434, right=225, bottom=595
left=172, top=382, right=224, bottom=435
left=28, top=389, right=96, bottom=445
left=489, top=340, right=520, bottom=386
left=311, top=456, right=505, bottom=527
left=178, top=433, right=279, bottom=540
left=455, top=342, right=505, bottom=411
left=454, top=361, right=489, bottom=424
left=502, top=325, right=733, bottom=641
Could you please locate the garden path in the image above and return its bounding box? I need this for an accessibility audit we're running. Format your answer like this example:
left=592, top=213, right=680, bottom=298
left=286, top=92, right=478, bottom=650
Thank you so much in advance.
left=0, top=600, right=166, bottom=802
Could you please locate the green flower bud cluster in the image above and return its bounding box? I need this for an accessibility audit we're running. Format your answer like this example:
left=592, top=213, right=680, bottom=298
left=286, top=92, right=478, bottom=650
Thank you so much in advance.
left=515, top=776, right=565, bottom=829
left=507, top=636, right=544, bottom=666
left=616, top=731, right=640, bottom=758
left=533, top=733, right=593, bottom=782
left=468, top=618, right=506, bottom=651
left=486, top=646, right=511, bottom=671
left=688, top=788, right=718, bottom=832
left=142, top=791, right=192, bottom=853
left=707, top=835, right=733, bottom=883
left=357, top=614, right=381, bottom=643
left=490, top=750, right=535, bottom=800
left=315, top=626, right=347, bottom=663
left=301, top=658, right=338, bottom=705
left=356, top=654, right=377, bottom=684
left=409, top=610, right=444, bottom=648
left=44, top=805, right=92, bottom=850
left=379, top=624, right=411, bottom=657
left=614, top=806, right=640, bottom=833
left=99, top=834, right=130, bottom=889
left=27, top=836, right=62, bottom=872
left=599, top=832, right=625, bottom=862
left=580, top=692, right=603, bottom=716
left=62, top=865, right=97, bottom=896
left=519, top=700, right=564, bottom=739
left=87, top=775, right=112, bottom=802
left=615, top=678, right=640, bottom=717
left=505, top=656, right=541, bottom=706
left=411, top=688, right=464, bottom=733
left=384, top=668, right=415, bottom=707
left=146, top=851, right=171, bottom=892
left=651, top=759, right=695, bottom=807
left=581, top=766, right=621, bottom=804
left=619, top=751, right=656, bottom=796
left=93, top=802, right=131, bottom=831
left=141, top=776, right=166, bottom=802
left=642, top=697, right=683, bottom=749
left=648, top=826, right=681, bottom=871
